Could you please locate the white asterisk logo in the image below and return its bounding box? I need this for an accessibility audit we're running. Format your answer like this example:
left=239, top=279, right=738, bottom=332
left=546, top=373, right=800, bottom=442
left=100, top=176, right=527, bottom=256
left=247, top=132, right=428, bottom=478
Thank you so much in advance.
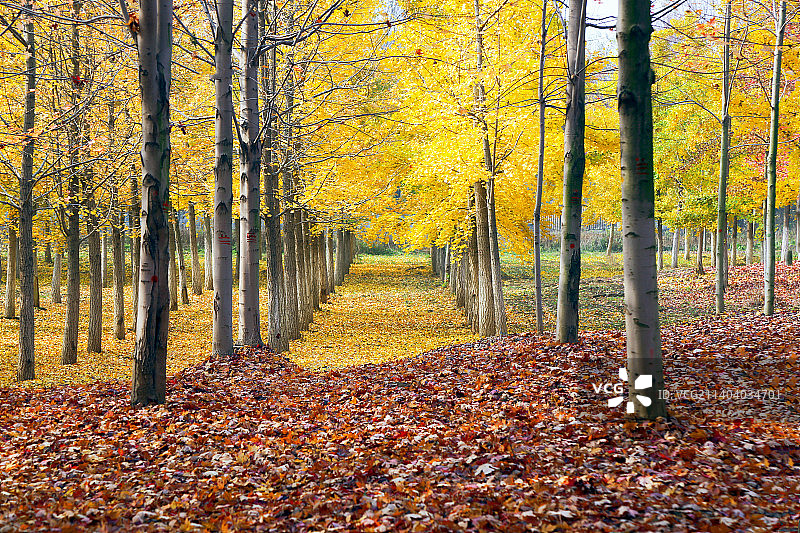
left=608, top=368, right=652, bottom=413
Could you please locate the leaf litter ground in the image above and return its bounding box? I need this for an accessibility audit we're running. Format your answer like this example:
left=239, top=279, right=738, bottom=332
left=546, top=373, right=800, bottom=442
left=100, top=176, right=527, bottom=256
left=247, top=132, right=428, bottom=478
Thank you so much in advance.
left=0, top=256, right=799, bottom=532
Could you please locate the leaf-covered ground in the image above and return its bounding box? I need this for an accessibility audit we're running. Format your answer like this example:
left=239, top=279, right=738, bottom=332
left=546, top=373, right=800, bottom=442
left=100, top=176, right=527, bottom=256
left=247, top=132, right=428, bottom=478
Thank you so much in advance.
left=289, top=254, right=475, bottom=370
left=0, top=311, right=798, bottom=532
left=0, top=253, right=473, bottom=387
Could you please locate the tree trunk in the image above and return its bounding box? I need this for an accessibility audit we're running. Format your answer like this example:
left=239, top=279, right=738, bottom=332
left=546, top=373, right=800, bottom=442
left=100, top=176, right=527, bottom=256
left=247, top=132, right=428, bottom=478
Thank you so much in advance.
left=781, top=205, right=791, bottom=263
left=696, top=229, right=705, bottom=275
left=16, top=17, right=36, bottom=380
left=606, top=223, right=615, bottom=256
left=4, top=229, right=16, bottom=318
left=62, top=5, right=82, bottom=365
left=487, top=179, right=507, bottom=334
left=656, top=218, right=663, bottom=271
left=17, top=10, right=35, bottom=383
left=467, top=215, right=480, bottom=331
left=317, top=228, right=329, bottom=304
left=211, top=0, right=235, bottom=356
left=618, top=0, right=666, bottom=419
left=746, top=219, right=754, bottom=265
left=131, top=0, right=173, bottom=406
left=168, top=214, right=178, bottom=311
left=87, top=209, right=103, bottom=354
left=237, top=3, right=262, bottom=346
left=283, top=209, right=300, bottom=341
left=234, top=218, right=240, bottom=284
left=731, top=216, right=738, bottom=268
left=296, top=210, right=311, bottom=330
left=188, top=203, right=202, bottom=295
left=173, top=211, right=190, bottom=305
left=130, top=176, right=140, bottom=334
left=326, top=228, right=335, bottom=296
left=113, top=207, right=125, bottom=340
left=474, top=180, right=495, bottom=337
left=682, top=228, right=690, bottom=261
left=556, top=0, right=587, bottom=344
left=61, top=195, right=79, bottom=364
left=533, top=0, right=547, bottom=334
left=796, top=192, right=800, bottom=259
left=203, top=214, right=213, bottom=291
left=716, top=0, right=731, bottom=314
left=671, top=227, right=680, bottom=268
left=32, top=249, right=39, bottom=309
left=764, top=1, right=786, bottom=316
left=101, top=233, right=109, bottom=288
left=335, top=227, right=346, bottom=286
left=44, top=242, right=52, bottom=264
left=431, top=245, right=438, bottom=276
left=52, top=250, right=62, bottom=304
left=711, top=230, right=717, bottom=269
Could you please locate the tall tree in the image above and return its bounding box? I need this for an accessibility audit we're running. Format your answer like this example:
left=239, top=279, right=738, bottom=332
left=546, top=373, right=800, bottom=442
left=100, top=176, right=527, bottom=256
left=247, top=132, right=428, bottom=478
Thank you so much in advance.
left=17, top=0, right=36, bottom=380
left=261, top=0, right=286, bottom=352
left=716, top=0, right=732, bottom=314
left=130, top=0, right=173, bottom=406
left=188, top=202, right=202, bottom=295
left=556, top=0, right=587, bottom=343
left=764, top=0, right=786, bottom=316
left=618, top=0, right=666, bottom=419
left=212, top=0, right=235, bottom=356
left=238, top=0, right=262, bottom=346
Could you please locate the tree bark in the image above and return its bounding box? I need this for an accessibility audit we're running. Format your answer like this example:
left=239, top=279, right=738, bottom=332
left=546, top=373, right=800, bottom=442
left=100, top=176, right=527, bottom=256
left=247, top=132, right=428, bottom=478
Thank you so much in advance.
left=715, top=0, right=732, bottom=315
left=173, top=211, right=190, bottom=305
left=764, top=1, right=786, bottom=315
left=618, top=0, right=666, bottom=419
left=32, top=249, right=39, bottom=309
left=283, top=209, right=300, bottom=341
left=696, top=229, right=705, bottom=275
left=487, top=179, right=507, bottom=334
left=556, top=0, right=587, bottom=343
left=317, top=228, right=329, bottom=304
left=670, top=227, right=680, bottom=268
left=237, top=0, right=262, bottom=347
left=335, top=227, right=346, bottom=286
left=531, top=0, right=548, bottom=333
left=211, top=0, right=235, bottom=356
left=746, top=219, right=754, bottom=265
left=781, top=205, right=790, bottom=263
left=61, top=4, right=83, bottom=365
left=203, top=214, right=213, bottom=291
left=113, top=206, right=125, bottom=340
left=711, top=229, right=717, bottom=269
left=467, top=215, right=480, bottom=331
left=656, top=218, right=663, bottom=271
left=474, top=180, right=495, bottom=337
left=44, top=242, right=52, bottom=264
left=682, top=227, right=690, bottom=261
left=731, top=216, right=738, bottom=268
left=86, top=209, right=103, bottom=354
left=130, top=176, right=140, bottom=334
left=4, top=229, right=16, bottom=318
left=326, top=228, right=335, bottom=296
left=168, top=214, right=178, bottom=311
left=52, top=250, right=62, bottom=304
left=130, top=0, right=172, bottom=406
left=296, top=210, right=311, bottom=330
left=188, top=203, right=202, bottom=295
left=101, top=234, right=109, bottom=288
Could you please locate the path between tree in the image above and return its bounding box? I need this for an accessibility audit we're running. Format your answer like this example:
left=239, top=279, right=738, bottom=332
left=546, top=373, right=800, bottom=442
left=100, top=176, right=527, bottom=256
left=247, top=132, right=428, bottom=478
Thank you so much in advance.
left=288, top=254, right=476, bottom=370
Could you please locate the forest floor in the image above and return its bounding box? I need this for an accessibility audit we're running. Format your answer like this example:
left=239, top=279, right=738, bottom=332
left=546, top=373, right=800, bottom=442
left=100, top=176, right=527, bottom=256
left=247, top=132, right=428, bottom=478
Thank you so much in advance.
left=0, top=253, right=799, bottom=531
left=2, top=252, right=800, bottom=386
